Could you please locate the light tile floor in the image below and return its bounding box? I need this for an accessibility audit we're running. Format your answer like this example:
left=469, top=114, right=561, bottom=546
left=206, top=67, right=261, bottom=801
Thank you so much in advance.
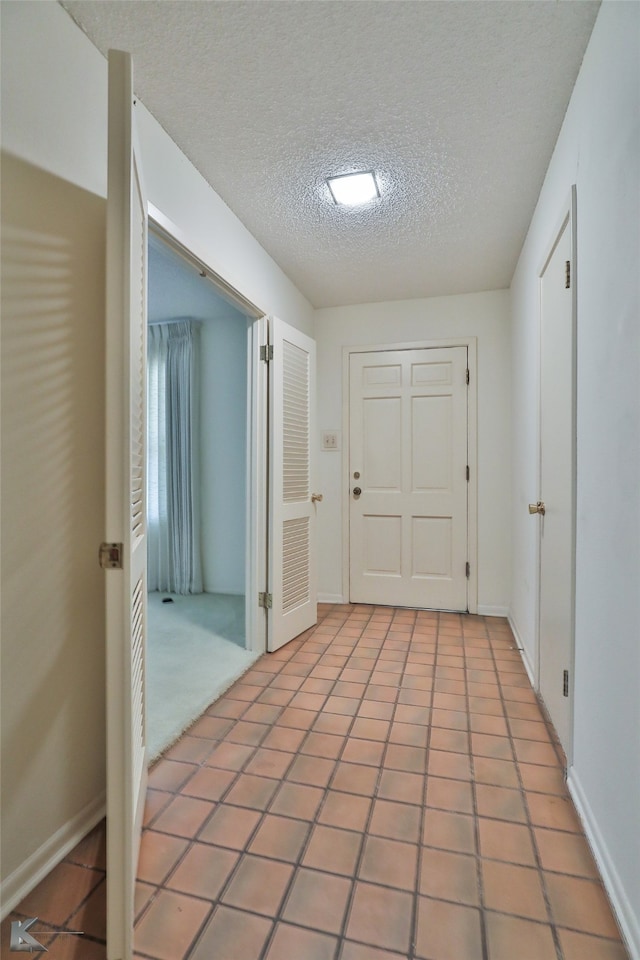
left=2, top=606, right=630, bottom=960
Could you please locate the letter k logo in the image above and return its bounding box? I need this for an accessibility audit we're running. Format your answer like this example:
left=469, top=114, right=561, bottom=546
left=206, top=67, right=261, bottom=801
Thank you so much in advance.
left=10, top=917, right=47, bottom=952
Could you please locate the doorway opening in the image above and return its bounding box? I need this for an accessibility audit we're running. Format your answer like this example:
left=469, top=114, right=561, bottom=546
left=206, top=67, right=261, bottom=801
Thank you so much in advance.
left=145, top=230, right=259, bottom=759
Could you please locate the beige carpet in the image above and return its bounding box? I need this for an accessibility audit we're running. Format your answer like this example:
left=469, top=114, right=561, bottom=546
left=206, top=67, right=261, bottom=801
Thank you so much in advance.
left=146, top=591, right=258, bottom=760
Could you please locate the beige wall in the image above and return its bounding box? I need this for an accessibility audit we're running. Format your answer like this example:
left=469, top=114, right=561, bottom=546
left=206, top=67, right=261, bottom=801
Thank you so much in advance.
left=1, top=154, right=107, bottom=887
left=314, top=290, right=512, bottom=613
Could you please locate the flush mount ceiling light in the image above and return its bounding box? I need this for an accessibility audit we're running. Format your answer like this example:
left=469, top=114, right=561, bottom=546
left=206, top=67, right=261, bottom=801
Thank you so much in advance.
left=327, top=171, right=380, bottom=206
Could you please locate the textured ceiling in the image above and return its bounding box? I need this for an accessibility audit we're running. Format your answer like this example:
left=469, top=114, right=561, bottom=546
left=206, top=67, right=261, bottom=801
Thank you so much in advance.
left=61, top=0, right=600, bottom=308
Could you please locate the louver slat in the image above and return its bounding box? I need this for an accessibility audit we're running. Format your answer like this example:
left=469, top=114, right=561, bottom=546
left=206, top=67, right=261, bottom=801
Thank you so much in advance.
left=282, top=517, right=310, bottom=612
left=283, top=340, right=309, bottom=502
left=131, top=575, right=145, bottom=798
left=131, top=205, right=146, bottom=544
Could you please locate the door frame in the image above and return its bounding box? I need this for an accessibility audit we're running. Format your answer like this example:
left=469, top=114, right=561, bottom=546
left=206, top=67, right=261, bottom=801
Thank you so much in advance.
left=534, top=186, right=577, bottom=767
left=147, top=202, right=267, bottom=655
left=342, top=337, right=478, bottom=613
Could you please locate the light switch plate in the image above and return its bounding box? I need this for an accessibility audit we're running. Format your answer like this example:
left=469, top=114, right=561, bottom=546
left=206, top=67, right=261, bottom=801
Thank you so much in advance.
left=322, top=431, right=340, bottom=451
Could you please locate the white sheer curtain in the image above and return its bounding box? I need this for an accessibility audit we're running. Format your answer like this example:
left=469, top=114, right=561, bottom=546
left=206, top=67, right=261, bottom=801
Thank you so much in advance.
left=147, top=318, right=202, bottom=594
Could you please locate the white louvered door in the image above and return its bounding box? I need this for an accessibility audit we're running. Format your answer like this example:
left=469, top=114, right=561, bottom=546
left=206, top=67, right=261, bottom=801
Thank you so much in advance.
left=105, top=50, right=148, bottom=960
left=268, top=317, right=318, bottom=651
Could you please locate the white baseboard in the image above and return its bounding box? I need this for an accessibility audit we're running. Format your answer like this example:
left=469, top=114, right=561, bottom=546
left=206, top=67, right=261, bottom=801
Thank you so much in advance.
left=568, top=769, right=639, bottom=960
left=0, top=792, right=106, bottom=921
left=477, top=605, right=509, bottom=618
left=508, top=612, right=537, bottom=688
left=318, top=594, right=345, bottom=605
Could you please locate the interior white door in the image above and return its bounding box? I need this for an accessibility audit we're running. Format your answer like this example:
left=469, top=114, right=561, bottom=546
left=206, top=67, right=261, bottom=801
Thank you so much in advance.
left=268, top=317, right=318, bottom=651
left=538, top=203, right=575, bottom=757
left=105, top=50, right=148, bottom=960
left=349, top=347, right=468, bottom=610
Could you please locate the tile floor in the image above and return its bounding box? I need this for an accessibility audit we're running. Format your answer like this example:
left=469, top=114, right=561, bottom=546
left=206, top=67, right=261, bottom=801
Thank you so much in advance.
left=2, top=605, right=630, bottom=960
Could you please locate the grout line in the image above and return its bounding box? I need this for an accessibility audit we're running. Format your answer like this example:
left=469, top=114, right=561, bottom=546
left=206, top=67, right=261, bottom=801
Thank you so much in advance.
left=464, top=614, right=492, bottom=960
left=485, top=619, right=566, bottom=960
left=410, top=608, right=441, bottom=960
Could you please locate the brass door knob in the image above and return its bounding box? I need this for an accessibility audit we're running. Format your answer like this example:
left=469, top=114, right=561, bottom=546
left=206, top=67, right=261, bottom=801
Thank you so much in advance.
left=528, top=501, right=546, bottom=515
left=353, top=487, right=362, bottom=497
left=311, top=493, right=323, bottom=503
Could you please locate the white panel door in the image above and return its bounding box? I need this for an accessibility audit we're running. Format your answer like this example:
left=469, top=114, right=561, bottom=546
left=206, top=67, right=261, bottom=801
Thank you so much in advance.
left=538, top=204, right=575, bottom=757
left=268, top=317, right=318, bottom=651
left=105, top=50, right=148, bottom=960
left=349, top=347, right=468, bottom=610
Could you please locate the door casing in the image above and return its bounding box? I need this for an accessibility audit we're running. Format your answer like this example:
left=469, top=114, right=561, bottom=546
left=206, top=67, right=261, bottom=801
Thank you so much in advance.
left=147, top=203, right=266, bottom=655
left=342, top=338, right=478, bottom=612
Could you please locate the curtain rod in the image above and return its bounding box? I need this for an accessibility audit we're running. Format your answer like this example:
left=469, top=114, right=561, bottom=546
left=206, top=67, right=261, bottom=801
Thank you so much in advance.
left=148, top=219, right=264, bottom=321
left=147, top=317, right=203, bottom=326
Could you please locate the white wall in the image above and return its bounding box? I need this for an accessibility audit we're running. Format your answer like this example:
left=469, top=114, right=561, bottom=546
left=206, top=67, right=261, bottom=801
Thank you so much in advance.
left=0, top=0, right=312, bottom=908
left=314, top=291, right=511, bottom=613
left=510, top=2, right=640, bottom=954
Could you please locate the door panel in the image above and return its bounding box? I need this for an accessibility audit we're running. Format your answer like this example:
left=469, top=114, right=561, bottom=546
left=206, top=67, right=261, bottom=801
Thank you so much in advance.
left=538, top=206, right=575, bottom=757
left=268, top=318, right=317, bottom=651
left=363, top=515, right=402, bottom=575
left=412, top=395, right=452, bottom=490
left=105, top=49, right=148, bottom=960
left=363, top=397, right=402, bottom=488
left=350, top=347, right=468, bottom=610
left=412, top=516, right=452, bottom=578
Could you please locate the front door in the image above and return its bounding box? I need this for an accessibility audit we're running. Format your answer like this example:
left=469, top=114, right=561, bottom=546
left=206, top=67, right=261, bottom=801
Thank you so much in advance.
left=537, top=195, right=576, bottom=758
left=349, top=346, right=469, bottom=610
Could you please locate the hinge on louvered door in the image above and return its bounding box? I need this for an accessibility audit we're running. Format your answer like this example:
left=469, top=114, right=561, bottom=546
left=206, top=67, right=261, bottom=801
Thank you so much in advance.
left=563, top=669, right=569, bottom=697
left=565, top=261, right=571, bottom=289
left=465, top=562, right=471, bottom=579
left=99, top=542, right=123, bottom=569
left=260, top=344, right=274, bottom=363
left=465, top=368, right=470, bottom=385
left=258, top=592, right=273, bottom=609
left=466, top=465, right=470, bottom=482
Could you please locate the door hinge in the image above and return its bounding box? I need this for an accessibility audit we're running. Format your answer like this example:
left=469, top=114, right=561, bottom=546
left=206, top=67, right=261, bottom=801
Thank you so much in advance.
left=99, top=542, right=123, bottom=569
left=465, top=368, right=470, bottom=385
left=258, top=591, right=273, bottom=609
left=565, top=260, right=571, bottom=289
left=563, top=669, right=569, bottom=697
left=260, top=344, right=274, bottom=363
left=465, top=561, right=470, bottom=579
left=466, top=465, right=470, bottom=482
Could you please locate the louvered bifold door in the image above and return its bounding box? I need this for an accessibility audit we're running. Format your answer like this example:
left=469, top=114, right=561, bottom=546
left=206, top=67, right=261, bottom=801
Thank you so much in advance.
left=105, top=50, right=148, bottom=960
left=268, top=317, right=318, bottom=652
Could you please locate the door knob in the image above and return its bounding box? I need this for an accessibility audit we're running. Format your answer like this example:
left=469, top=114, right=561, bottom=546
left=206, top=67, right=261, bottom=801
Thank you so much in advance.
left=528, top=501, right=546, bottom=516
left=311, top=493, right=323, bottom=503
left=353, top=487, right=362, bottom=497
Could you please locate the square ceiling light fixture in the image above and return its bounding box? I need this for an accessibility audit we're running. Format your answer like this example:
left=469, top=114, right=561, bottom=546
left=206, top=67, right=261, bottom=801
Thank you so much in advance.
left=327, top=170, right=380, bottom=206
